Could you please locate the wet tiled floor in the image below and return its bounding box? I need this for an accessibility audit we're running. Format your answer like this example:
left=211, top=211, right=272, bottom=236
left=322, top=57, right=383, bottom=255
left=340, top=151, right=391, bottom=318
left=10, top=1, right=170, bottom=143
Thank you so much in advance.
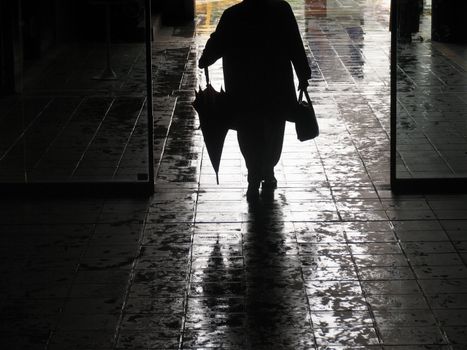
left=1, top=0, right=467, bottom=349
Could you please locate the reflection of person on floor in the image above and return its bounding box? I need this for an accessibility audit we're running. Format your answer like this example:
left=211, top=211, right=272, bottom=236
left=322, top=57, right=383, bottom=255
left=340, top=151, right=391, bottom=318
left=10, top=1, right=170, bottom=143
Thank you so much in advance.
left=199, top=0, right=311, bottom=201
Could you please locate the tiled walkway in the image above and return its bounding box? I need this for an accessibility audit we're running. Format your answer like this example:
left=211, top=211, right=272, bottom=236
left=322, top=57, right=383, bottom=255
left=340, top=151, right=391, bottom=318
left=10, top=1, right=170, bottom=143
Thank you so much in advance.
left=1, top=0, right=467, bottom=349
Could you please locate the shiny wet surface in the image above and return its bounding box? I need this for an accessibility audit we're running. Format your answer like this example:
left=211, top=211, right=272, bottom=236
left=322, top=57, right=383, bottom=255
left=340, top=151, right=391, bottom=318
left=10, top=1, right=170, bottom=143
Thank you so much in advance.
left=1, top=0, right=467, bottom=349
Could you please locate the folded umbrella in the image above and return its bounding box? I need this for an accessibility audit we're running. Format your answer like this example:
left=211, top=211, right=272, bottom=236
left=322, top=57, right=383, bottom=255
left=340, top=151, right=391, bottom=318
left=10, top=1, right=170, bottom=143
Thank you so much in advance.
left=192, top=68, right=230, bottom=184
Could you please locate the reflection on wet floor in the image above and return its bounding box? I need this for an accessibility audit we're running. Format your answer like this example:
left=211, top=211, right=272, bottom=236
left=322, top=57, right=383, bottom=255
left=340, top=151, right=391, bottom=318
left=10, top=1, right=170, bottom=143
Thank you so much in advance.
left=1, top=0, right=467, bottom=349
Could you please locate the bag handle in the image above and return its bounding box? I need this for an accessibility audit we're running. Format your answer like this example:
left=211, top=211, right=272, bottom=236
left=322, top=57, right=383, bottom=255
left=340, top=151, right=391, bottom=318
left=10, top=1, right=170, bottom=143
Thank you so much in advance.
left=298, top=89, right=312, bottom=105
left=204, top=67, right=210, bottom=85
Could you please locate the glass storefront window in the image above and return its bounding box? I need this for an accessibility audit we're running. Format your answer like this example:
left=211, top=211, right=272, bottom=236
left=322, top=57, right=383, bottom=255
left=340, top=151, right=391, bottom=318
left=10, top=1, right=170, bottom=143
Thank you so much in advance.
left=391, top=0, right=467, bottom=191
left=0, top=0, right=154, bottom=194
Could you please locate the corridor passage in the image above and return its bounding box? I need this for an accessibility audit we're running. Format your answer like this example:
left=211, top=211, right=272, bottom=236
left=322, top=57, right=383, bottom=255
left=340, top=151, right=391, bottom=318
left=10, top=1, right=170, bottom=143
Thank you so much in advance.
left=1, top=0, right=467, bottom=349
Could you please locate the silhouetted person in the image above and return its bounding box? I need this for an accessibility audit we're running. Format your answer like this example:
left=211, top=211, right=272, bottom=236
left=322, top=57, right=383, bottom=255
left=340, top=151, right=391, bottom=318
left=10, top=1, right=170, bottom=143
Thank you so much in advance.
left=199, top=0, right=311, bottom=201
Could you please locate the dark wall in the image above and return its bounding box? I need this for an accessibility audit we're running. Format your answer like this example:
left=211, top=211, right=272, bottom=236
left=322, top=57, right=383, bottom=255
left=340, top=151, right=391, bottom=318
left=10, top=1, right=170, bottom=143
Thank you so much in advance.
left=152, top=0, right=164, bottom=13
left=21, top=0, right=147, bottom=50
left=73, top=0, right=146, bottom=42
left=0, top=2, right=9, bottom=93
left=162, top=0, right=195, bottom=25
left=0, top=0, right=22, bottom=94
left=21, top=0, right=57, bottom=59
left=432, top=0, right=467, bottom=43
left=54, top=0, right=79, bottom=44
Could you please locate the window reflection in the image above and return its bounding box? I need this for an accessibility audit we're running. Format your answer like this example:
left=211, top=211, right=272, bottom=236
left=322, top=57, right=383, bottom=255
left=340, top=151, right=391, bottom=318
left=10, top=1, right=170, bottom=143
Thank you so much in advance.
left=395, top=0, right=467, bottom=179
left=0, top=0, right=151, bottom=184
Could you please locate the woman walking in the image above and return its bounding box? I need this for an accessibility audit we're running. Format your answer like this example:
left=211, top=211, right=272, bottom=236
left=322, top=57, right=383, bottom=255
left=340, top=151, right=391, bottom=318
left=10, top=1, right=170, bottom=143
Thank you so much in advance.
left=199, top=0, right=311, bottom=201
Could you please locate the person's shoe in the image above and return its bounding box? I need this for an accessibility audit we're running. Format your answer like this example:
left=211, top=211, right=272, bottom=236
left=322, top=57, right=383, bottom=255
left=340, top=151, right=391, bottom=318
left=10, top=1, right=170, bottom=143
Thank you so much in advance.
left=262, top=176, right=277, bottom=190
left=246, top=183, right=260, bottom=202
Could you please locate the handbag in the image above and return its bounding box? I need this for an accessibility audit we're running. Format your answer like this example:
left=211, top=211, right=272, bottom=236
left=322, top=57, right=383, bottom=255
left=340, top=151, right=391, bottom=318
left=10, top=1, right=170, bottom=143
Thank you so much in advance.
left=294, top=89, right=319, bottom=142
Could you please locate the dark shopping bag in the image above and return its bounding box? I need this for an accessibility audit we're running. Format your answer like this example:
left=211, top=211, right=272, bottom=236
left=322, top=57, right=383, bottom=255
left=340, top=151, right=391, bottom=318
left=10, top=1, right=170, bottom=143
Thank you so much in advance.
left=294, top=89, right=319, bottom=142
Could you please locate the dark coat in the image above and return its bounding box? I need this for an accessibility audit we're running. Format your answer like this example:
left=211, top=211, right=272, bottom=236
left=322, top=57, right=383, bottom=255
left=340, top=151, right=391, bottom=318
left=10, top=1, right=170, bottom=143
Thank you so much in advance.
left=199, top=0, right=311, bottom=118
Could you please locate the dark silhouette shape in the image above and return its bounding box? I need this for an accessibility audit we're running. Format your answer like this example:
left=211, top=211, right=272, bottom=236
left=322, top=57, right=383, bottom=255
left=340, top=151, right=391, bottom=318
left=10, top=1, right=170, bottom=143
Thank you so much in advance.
left=294, top=89, right=319, bottom=141
left=199, top=0, right=311, bottom=199
left=193, top=68, right=231, bottom=184
left=244, top=198, right=314, bottom=347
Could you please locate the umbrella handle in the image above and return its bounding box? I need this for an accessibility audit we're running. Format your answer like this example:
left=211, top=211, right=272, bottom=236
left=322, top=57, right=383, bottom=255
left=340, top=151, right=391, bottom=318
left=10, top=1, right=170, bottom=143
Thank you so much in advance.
left=204, top=67, right=210, bottom=85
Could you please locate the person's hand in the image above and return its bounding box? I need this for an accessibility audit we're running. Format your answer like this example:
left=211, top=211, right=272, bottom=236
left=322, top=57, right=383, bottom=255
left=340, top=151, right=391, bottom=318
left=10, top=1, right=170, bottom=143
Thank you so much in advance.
left=298, top=79, right=309, bottom=91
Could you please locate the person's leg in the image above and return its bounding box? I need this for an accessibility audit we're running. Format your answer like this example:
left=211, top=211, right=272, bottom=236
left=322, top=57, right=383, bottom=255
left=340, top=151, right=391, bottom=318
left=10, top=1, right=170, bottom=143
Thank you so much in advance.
left=237, top=117, right=263, bottom=199
left=237, top=115, right=286, bottom=198
left=262, top=118, right=286, bottom=189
